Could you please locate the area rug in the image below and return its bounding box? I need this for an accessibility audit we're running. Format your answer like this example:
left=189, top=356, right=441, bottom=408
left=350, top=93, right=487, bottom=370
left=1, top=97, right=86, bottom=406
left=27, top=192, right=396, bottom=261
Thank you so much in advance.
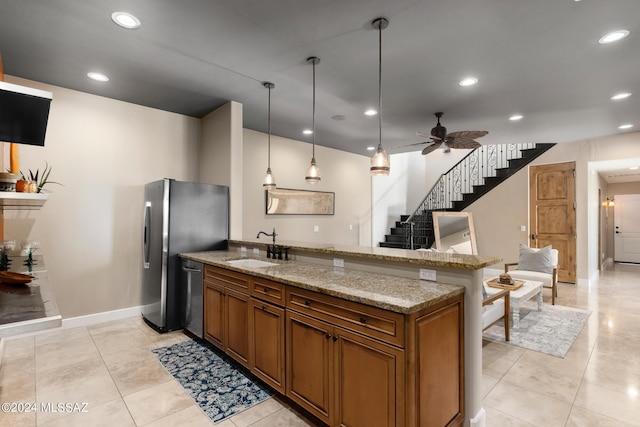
left=152, top=339, right=272, bottom=423
left=482, top=302, right=591, bottom=358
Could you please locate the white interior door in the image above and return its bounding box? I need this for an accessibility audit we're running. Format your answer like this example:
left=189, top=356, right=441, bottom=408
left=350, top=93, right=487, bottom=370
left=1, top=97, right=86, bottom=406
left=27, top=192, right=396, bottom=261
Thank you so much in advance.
left=614, top=194, right=640, bottom=263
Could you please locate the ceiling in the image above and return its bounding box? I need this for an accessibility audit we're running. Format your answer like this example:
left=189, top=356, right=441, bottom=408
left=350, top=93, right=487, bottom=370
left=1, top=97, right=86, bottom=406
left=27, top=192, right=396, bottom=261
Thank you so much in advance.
left=1, top=0, right=639, bottom=160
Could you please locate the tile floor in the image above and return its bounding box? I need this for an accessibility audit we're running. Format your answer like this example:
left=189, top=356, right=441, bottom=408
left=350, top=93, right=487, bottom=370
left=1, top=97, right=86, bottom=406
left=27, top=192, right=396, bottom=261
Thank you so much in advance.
left=0, top=262, right=639, bottom=426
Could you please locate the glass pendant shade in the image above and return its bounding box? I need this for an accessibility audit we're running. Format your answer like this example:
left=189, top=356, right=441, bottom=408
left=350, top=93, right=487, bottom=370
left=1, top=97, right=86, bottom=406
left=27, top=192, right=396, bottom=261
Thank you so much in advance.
left=263, top=167, right=276, bottom=189
left=305, top=158, right=321, bottom=184
left=370, top=144, right=390, bottom=175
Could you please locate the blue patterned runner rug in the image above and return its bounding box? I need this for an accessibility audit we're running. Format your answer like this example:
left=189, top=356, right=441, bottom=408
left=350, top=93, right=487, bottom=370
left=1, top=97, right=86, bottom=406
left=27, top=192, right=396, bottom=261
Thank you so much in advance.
left=152, top=339, right=272, bottom=423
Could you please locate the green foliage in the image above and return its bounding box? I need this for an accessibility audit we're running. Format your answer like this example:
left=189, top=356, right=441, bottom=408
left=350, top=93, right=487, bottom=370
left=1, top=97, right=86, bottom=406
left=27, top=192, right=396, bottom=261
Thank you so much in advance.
left=22, top=162, right=63, bottom=193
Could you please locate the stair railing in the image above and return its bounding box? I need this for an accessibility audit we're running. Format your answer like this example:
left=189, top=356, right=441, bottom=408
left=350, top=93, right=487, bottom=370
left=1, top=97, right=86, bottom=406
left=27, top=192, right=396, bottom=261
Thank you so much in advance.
left=402, top=143, right=537, bottom=249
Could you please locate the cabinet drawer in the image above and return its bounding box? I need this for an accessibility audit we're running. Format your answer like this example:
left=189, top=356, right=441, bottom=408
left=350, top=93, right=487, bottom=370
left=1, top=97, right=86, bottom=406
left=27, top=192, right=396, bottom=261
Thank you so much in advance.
left=286, top=287, right=404, bottom=348
left=205, top=265, right=250, bottom=293
left=251, top=277, right=285, bottom=307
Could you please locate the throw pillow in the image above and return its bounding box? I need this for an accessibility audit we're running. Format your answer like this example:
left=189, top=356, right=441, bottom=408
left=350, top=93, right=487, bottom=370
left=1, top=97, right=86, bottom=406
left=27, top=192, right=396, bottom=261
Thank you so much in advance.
left=517, top=244, right=553, bottom=274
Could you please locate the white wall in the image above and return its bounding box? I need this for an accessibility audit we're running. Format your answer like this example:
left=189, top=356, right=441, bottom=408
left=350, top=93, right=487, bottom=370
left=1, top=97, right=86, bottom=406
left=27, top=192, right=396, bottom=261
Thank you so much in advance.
left=4, top=76, right=201, bottom=318
left=242, top=129, right=371, bottom=246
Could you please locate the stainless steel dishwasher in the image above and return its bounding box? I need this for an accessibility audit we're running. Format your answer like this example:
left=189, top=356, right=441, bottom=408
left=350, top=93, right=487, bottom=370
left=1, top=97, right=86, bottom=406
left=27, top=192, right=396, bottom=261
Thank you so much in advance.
left=180, top=259, right=204, bottom=338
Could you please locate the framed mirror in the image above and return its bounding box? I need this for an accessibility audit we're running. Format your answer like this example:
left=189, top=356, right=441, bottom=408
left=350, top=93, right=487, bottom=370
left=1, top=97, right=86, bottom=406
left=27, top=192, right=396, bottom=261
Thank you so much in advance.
left=432, top=211, right=478, bottom=255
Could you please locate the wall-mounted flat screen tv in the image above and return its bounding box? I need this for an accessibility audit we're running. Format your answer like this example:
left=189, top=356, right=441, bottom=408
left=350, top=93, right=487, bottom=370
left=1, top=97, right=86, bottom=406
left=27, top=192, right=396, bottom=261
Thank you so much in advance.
left=0, top=81, right=52, bottom=146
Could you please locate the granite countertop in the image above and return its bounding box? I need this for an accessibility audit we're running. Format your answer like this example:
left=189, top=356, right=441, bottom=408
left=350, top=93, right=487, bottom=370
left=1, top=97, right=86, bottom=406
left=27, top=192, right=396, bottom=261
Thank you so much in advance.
left=180, top=250, right=465, bottom=314
left=229, top=238, right=501, bottom=270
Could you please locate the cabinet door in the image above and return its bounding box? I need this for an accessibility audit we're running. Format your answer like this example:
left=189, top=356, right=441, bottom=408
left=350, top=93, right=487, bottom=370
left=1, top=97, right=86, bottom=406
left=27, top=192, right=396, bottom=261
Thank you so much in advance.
left=204, top=281, right=225, bottom=349
left=286, top=311, right=333, bottom=425
left=334, top=327, right=405, bottom=427
left=225, top=287, right=250, bottom=367
left=249, top=298, right=285, bottom=394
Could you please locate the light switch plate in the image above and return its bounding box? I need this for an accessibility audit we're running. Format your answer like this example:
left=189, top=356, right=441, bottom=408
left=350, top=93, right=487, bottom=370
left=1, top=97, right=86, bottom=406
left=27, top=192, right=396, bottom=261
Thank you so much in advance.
left=419, top=268, right=436, bottom=281
left=314, top=225, right=319, bottom=232
left=333, top=258, right=344, bottom=268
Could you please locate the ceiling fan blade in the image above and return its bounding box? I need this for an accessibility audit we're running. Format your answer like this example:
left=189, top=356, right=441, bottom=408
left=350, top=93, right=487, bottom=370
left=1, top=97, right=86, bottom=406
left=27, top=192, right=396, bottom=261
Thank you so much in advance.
left=447, top=130, right=488, bottom=140
left=421, top=142, right=441, bottom=155
left=396, top=141, right=429, bottom=148
left=416, top=131, right=442, bottom=141
left=448, top=138, right=482, bottom=149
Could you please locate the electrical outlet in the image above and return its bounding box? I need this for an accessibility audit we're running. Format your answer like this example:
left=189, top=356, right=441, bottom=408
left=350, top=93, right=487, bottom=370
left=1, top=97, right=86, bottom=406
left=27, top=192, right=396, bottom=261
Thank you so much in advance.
left=314, top=225, right=319, bottom=232
left=253, top=248, right=260, bottom=255
left=333, top=258, right=344, bottom=268
left=240, top=246, right=247, bottom=252
left=521, top=225, right=526, bottom=232
left=419, top=268, right=436, bottom=281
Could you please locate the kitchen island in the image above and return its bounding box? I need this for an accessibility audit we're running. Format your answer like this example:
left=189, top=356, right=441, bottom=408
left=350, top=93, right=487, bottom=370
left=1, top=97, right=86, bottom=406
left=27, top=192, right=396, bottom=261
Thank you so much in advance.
left=182, top=239, right=500, bottom=427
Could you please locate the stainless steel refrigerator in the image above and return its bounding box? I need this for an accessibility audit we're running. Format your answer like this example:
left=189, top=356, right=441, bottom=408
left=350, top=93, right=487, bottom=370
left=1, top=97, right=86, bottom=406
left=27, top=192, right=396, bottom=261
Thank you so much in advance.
left=141, top=178, right=229, bottom=333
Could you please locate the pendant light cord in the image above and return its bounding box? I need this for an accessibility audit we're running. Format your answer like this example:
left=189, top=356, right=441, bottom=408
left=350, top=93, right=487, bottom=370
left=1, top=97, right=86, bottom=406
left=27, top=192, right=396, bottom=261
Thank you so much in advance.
left=267, top=85, right=272, bottom=168
left=378, top=22, right=382, bottom=150
left=312, top=60, right=316, bottom=160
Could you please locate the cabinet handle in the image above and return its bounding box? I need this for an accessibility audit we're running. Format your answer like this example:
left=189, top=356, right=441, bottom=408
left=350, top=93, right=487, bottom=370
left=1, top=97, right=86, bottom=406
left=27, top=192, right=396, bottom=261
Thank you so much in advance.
left=332, top=336, right=338, bottom=342
left=325, top=333, right=331, bottom=339
left=263, top=287, right=269, bottom=293
left=304, top=300, right=312, bottom=306
left=359, top=316, right=367, bottom=324
left=261, top=305, right=267, bottom=311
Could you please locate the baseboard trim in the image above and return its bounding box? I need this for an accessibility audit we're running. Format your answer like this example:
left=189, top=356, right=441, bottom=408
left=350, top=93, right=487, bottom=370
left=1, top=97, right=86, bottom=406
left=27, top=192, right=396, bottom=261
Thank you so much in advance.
left=470, top=407, right=486, bottom=427
left=4, top=306, right=143, bottom=341
left=61, top=305, right=143, bottom=329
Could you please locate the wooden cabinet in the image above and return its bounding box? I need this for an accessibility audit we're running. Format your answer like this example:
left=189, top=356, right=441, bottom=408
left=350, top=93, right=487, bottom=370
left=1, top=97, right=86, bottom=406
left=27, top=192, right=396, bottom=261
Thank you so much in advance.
left=286, top=311, right=334, bottom=424
left=249, top=298, right=285, bottom=394
left=204, top=281, right=225, bottom=347
left=203, top=263, right=464, bottom=427
left=203, top=266, right=250, bottom=368
left=286, top=295, right=405, bottom=427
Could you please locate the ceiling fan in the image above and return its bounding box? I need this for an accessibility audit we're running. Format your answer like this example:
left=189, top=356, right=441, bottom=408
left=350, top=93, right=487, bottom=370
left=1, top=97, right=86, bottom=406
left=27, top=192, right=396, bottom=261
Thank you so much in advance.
left=403, top=112, right=488, bottom=155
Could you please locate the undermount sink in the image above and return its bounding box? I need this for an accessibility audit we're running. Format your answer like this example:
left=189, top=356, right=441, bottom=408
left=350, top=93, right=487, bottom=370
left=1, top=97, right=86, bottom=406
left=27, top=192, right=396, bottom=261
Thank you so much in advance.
left=226, top=259, right=279, bottom=268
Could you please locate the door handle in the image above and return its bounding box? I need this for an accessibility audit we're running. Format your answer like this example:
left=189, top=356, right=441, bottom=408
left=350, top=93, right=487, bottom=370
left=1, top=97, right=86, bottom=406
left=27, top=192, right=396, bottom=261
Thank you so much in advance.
left=143, top=202, right=151, bottom=268
left=531, top=234, right=536, bottom=240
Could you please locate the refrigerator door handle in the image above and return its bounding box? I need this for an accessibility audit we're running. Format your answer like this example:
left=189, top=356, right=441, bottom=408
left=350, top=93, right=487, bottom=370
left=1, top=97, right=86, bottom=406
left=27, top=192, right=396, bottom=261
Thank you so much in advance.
left=143, top=202, right=151, bottom=269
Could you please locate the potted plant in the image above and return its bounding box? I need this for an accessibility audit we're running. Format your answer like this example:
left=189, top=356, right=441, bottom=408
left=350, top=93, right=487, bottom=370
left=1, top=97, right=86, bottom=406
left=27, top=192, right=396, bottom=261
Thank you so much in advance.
left=17, top=162, right=62, bottom=193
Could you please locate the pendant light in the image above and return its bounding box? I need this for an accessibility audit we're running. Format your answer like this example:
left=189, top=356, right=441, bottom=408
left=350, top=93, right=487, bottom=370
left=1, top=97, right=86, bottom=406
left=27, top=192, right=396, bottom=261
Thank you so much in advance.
left=262, top=82, right=277, bottom=189
left=370, top=17, right=390, bottom=176
left=305, top=56, right=321, bottom=184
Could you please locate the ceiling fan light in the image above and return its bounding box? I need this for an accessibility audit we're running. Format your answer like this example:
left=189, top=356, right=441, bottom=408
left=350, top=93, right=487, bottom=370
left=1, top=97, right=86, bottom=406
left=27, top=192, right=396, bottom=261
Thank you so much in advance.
left=305, top=158, right=321, bottom=184
left=263, top=167, right=276, bottom=189
left=370, top=144, right=390, bottom=175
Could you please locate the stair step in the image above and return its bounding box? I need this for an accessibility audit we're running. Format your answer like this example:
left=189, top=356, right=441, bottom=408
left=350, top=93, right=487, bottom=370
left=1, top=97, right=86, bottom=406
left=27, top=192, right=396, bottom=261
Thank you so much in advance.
left=385, top=234, right=404, bottom=243
left=379, top=242, right=405, bottom=249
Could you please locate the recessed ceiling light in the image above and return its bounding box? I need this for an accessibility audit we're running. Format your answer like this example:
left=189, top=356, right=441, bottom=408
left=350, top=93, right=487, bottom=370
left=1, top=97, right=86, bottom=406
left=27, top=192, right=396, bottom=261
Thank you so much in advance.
left=599, top=30, right=629, bottom=44
left=611, top=92, right=631, bottom=100
left=364, top=109, right=378, bottom=116
left=630, top=166, right=639, bottom=170
left=459, top=77, right=478, bottom=87
left=87, top=72, right=109, bottom=82
left=509, top=114, right=524, bottom=121
left=302, top=129, right=313, bottom=135
left=618, top=124, right=634, bottom=130
left=111, top=12, right=141, bottom=29
left=366, top=146, right=376, bottom=151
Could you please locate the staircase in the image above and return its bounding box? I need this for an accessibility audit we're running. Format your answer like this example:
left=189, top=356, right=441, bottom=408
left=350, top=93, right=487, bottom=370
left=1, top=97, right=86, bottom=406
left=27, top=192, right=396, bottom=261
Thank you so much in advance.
left=380, top=143, right=555, bottom=249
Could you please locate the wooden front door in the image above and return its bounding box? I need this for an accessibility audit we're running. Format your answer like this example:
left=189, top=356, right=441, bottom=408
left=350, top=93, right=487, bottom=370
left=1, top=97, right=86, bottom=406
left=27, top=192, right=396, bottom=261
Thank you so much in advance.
left=614, top=194, right=640, bottom=263
left=529, top=162, right=576, bottom=283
